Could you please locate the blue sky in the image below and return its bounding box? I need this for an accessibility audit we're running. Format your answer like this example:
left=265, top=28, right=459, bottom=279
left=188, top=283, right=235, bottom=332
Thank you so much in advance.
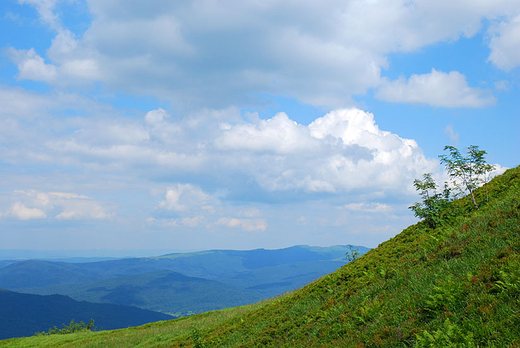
left=0, top=0, right=518, bottom=254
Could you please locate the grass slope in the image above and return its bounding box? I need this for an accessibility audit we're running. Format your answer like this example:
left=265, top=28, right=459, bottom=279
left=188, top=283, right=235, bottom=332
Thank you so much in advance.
left=2, top=165, right=518, bottom=347
left=182, top=165, right=519, bottom=347
left=0, top=303, right=266, bottom=347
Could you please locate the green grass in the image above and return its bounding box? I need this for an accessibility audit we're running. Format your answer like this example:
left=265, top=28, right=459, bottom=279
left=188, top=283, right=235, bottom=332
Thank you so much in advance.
left=0, top=301, right=271, bottom=347
left=2, top=165, right=519, bottom=347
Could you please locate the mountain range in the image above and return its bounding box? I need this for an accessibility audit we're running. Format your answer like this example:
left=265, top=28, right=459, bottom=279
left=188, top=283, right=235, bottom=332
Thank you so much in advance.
left=0, top=244, right=369, bottom=339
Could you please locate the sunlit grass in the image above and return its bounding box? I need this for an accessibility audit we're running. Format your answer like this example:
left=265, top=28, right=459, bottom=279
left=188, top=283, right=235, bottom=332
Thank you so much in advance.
left=0, top=301, right=272, bottom=347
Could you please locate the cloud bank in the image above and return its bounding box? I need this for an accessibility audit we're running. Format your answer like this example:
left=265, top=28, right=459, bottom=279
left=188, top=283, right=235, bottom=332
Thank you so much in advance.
left=376, top=69, right=496, bottom=108
left=8, top=0, right=520, bottom=109
left=0, top=190, right=113, bottom=221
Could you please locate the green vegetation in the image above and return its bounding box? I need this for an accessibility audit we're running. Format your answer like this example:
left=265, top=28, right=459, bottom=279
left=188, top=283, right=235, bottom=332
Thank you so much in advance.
left=1, top=164, right=518, bottom=347
left=345, top=245, right=360, bottom=262
left=0, top=302, right=267, bottom=347
left=408, top=173, right=452, bottom=229
left=439, top=145, right=495, bottom=209
left=35, top=319, right=96, bottom=336
left=410, top=145, right=495, bottom=229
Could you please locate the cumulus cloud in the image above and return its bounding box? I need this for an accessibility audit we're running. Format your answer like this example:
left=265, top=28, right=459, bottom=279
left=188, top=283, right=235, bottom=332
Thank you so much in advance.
left=215, top=112, right=319, bottom=154
left=3, top=100, right=436, bottom=198
left=6, top=16, right=100, bottom=84
left=488, top=14, right=520, bottom=71
left=159, top=184, right=212, bottom=212
left=376, top=69, right=496, bottom=108
left=1, top=190, right=113, bottom=221
left=6, top=48, right=58, bottom=82
left=214, top=108, right=437, bottom=195
left=214, top=217, right=267, bottom=232
left=10, top=0, right=519, bottom=108
left=55, top=203, right=112, bottom=220
left=343, top=202, right=392, bottom=214
left=19, top=0, right=61, bottom=30
left=10, top=202, right=47, bottom=220
left=151, top=185, right=269, bottom=232
left=145, top=108, right=170, bottom=126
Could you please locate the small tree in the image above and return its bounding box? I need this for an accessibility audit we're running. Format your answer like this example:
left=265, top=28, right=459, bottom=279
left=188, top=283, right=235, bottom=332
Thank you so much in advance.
left=409, top=173, right=452, bottom=229
left=345, top=245, right=360, bottom=262
left=439, top=145, right=494, bottom=210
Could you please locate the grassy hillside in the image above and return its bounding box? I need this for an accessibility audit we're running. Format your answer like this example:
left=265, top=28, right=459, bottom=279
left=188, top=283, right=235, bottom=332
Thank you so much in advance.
left=2, top=165, right=518, bottom=347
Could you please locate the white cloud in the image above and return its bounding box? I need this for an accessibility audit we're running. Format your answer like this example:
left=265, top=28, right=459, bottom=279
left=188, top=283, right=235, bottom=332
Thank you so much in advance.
left=214, top=108, right=437, bottom=195
left=376, top=69, right=496, bottom=108
left=55, top=208, right=104, bottom=220
left=61, top=59, right=101, bottom=80
left=214, top=217, right=267, bottom=232
left=6, top=48, right=58, bottom=82
left=488, top=14, right=520, bottom=71
left=444, top=125, right=459, bottom=145
left=11, top=0, right=519, bottom=108
left=182, top=216, right=203, bottom=227
left=159, top=184, right=212, bottom=212
left=18, top=0, right=61, bottom=30
left=343, top=202, right=392, bottom=214
left=146, top=215, right=206, bottom=229
left=3, top=96, right=436, bottom=198
left=494, top=80, right=511, bottom=91
left=145, top=108, right=169, bottom=126
left=489, top=164, right=508, bottom=180
left=48, top=192, right=90, bottom=200
left=215, top=112, right=319, bottom=154
left=10, top=202, right=47, bottom=220
left=2, top=190, right=113, bottom=221
left=53, top=192, right=115, bottom=220
left=3, top=1, right=517, bottom=250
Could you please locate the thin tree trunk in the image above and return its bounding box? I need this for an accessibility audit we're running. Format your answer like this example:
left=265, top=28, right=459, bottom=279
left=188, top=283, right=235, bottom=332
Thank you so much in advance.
left=469, top=189, right=479, bottom=209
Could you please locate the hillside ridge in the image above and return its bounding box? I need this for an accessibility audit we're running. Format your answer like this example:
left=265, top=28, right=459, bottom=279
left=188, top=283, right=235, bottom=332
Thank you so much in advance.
left=1, top=165, right=518, bottom=347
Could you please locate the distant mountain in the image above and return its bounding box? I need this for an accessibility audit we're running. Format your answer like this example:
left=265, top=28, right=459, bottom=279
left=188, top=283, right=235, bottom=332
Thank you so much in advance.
left=0, top=245, right=367, bottom=289
left=0, top=288, right=172, bottom=340
left=0, top=245, right=369, bottom=317
left=0, top=261, right=16, bottom=270
left=152, top=245, right=369, bottom=280
left=220, top=259, right=349, bottom=298
left=20, top=270, right=262, bottom=316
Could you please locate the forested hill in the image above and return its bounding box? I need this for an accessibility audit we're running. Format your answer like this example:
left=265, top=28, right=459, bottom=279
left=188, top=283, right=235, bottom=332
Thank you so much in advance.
left=2, top=165, right=518, bottom=347
left=0, top=288, right=172, bottom=340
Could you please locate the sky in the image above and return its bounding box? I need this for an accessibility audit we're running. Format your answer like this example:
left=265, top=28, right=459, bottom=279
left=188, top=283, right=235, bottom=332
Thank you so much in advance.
left=0, top=0, right=518, bottom=255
